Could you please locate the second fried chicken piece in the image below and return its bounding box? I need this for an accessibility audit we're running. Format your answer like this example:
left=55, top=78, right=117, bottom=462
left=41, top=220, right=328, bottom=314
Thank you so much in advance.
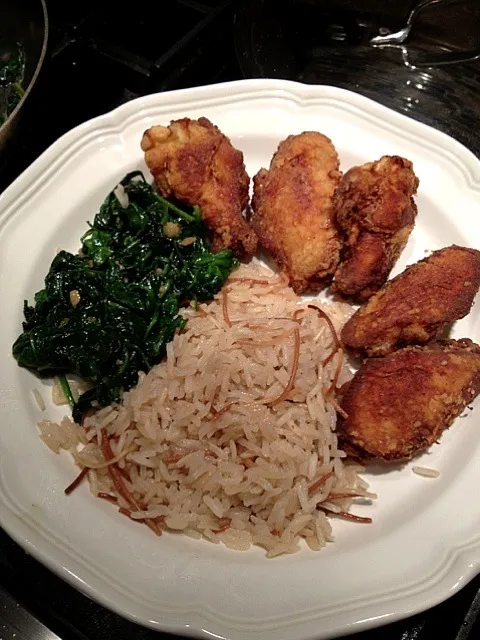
left=342, top=245, right=480, bottom=357
left=333, top=155, right=419, bottom=300
left=251, top=132, right=342, bottom=294
left=141, top=117, right=258, bottom=258
left=337, top=339, right=480, bottom=462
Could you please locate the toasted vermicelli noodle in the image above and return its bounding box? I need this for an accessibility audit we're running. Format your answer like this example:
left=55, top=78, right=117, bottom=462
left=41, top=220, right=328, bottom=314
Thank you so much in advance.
left=38, top=265, right=374, bottom=557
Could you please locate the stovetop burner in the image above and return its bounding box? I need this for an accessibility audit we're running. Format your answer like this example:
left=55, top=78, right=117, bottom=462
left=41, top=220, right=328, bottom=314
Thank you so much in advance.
left=0, top=0, right=241, bottom=192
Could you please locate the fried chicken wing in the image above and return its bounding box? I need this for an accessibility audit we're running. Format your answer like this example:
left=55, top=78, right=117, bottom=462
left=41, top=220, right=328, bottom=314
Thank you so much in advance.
left=337, top=339, right=480, bottom=462
left=251, top=132, right=342, bottom=294
left=332, top=155, right=419, bottom=300
left=141, top=117, right=258, bottom=258
left=342, top=245, right=480, bottom=357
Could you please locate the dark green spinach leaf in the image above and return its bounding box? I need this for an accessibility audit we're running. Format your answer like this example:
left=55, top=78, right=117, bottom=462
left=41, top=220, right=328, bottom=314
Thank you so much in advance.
left=13, top=172, right=237, bottom=422
left=0, top=43, right=25, bottom=125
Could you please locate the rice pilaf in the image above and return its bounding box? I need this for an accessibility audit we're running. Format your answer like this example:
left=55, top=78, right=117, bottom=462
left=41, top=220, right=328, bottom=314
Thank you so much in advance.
left=39, top=265, right=375, bottom=557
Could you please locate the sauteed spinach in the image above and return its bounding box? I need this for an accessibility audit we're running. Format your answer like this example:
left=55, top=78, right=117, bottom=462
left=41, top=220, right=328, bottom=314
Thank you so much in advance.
left=13, top=172, right=237, bottom=422
left=0, top=43, right=25, bottom=126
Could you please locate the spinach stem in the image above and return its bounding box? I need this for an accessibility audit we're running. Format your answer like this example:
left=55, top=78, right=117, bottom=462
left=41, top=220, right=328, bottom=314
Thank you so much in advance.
left=13, top=82, right=24, bottom=98
left=58, top=374, right=75, bottom=408
left=156, top=194, right=197, bottom=222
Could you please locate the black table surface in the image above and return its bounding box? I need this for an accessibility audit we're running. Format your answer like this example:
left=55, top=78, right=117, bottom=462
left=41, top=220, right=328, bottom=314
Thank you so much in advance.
left=1, top=1, right=480, bottom=639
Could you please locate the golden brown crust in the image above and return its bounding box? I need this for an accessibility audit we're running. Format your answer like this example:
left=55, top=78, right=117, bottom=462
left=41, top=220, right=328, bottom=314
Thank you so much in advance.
left=341, top=245, right=480, bottom=357
left=251, top=132, right=342, bottom=294
left=141, top=117, right=258, bottom=258
left=337, top=339, right=480, bottom=462
left=332, top=155, right=419, bottom=300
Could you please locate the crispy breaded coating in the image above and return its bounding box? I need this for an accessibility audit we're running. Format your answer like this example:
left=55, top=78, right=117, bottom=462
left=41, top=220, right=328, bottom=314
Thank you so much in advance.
left=337, top=339, right=480, bottom=462
left=141, top=117, right=258, bottom=258
left=251, top=132, right=342, bottom=294
left=333, top=155, right=419, bottom=300
left=342, top=245, right=480, bottom=357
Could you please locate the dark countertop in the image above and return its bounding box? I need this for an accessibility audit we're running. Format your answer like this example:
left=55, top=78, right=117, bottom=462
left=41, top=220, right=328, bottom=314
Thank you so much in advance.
left=234, top=0, right=480, bottom=158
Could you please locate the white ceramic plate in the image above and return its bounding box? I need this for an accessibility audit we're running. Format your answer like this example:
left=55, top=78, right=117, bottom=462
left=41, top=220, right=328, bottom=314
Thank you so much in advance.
left=1, top=79, right=480, bottom=640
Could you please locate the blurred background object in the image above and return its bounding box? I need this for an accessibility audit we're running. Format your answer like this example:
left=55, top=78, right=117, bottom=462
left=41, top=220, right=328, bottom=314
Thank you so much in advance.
left=0, top=0, right=48, bottom=152
left=234, top=0, right=480, bottom=157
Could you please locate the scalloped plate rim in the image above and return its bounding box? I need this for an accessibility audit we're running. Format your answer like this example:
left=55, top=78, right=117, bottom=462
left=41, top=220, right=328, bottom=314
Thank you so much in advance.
left=1, top=78, right=480, bottom=640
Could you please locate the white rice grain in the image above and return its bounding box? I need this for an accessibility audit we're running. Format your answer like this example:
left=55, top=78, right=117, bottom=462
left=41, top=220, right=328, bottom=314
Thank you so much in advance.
left=32, top=388, right=45, bottom=411
left=412, top=466, right=440, bottom=478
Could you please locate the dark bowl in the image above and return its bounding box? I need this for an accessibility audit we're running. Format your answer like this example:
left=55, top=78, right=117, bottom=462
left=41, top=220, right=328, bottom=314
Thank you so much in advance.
left=0, top=0, right=48, bottom=151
